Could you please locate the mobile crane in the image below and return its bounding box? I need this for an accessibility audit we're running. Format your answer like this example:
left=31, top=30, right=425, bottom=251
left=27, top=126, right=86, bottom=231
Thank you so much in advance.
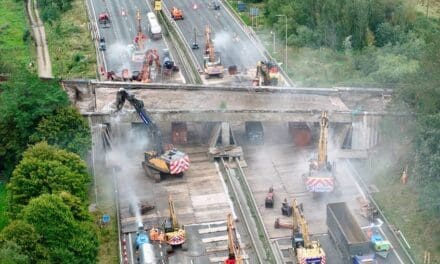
left=203, top=25, right=224, bottom=79
left=224, top=213, right=243, bottom=264
left=306, top=111, right=335, bottom=196
left=115, top=88, right=190, bottom=182
left=163, top=195, right=186, bottom=252
left=291, top=199, right=326, bottom=263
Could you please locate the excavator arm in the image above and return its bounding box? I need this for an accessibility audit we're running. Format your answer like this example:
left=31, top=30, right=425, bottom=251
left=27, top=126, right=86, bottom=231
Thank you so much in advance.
left=225, top=213, right=242, bottom=264
left=168, top=195, right=179, bottom=231
left=317, top=111, right=329, bottom=169
left=115, top=88, right=164, bottom=154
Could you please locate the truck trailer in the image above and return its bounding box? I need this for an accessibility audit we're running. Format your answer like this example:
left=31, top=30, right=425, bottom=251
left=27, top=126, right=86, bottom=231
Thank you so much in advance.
left=327, top=202, right=376, bottom=264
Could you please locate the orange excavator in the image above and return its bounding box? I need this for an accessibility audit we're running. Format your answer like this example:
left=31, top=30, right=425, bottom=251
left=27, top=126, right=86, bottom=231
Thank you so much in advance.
left=224, top=213, right=243, bottom=264
left=204, top=25, right=224, bottom=79
left=171, top=7, right=184, bottom=20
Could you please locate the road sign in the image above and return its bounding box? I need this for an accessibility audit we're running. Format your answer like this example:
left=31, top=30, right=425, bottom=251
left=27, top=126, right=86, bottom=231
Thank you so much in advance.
left=250, top=7, right=259, bottom=16
left=102, top=214, right=110, bottom=224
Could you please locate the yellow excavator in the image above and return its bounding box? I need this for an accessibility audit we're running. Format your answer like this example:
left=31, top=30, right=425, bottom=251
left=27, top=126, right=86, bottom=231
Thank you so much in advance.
left=163, top=195, right=187, bottom=252
left=224, top=213, right=243, bottom=264
left=291, top=199, right=326, bottom=263
left=203, top=25, right=224, bottom=79
left=306, top=111, right=336, bottom=195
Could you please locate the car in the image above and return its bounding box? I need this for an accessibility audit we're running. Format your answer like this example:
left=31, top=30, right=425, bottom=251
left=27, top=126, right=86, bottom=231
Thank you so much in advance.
left=212, top=1, right=220, bottom=10
left=99, top=37, right=106, bottom=51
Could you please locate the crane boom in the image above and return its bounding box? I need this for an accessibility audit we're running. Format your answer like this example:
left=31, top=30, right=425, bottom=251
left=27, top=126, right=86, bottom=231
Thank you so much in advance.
left=115, top=88, right=164, bottom=154
left=168, top=195, right=179, bottom=230
left=317, top=111, right=329, bottom=169
left=225, top=213, right=243, bottom=264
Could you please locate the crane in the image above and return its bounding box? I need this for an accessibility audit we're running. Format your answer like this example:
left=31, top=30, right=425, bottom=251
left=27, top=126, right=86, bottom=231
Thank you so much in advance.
left=224, top=213, right=243, bottom=264
left=203, top=25, right=224, bottom=79
left=306, top=111, right=335, bottom=194
left=291, top=199, right=326, bottom=263
left=115, top=88, right=190, bottom=182
left=163, top=195, right=186, bottom=251
left=134, top=9, right=147, bottom=51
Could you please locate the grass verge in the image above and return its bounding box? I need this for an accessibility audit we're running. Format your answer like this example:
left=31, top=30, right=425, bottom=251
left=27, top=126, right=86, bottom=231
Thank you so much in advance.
left=44, top=0, right=96, bottom=79
left=0, top=0, right=33, bottom=74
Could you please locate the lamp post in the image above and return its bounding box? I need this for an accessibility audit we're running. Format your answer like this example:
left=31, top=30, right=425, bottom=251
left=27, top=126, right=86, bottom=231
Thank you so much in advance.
left=276, top=14, right=287, bottom=71
left=270, top=31, right=276, bottom=54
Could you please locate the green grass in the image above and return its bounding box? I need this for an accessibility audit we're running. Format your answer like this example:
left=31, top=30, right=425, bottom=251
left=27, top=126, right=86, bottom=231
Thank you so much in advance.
left=45, top=0, right=97, bottom=79
left=0, top=0, right=33, bottom=74
left=0, top=184, right=9, bottom=230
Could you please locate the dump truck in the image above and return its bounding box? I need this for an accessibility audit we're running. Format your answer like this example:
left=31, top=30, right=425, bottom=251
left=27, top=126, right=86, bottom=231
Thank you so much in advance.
left=327, top=202, right=377, bottom=264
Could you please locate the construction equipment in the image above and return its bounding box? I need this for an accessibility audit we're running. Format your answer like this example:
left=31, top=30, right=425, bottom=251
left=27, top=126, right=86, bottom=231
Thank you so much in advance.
left=204, top=25, right=224, bottom=79
left=163, top=195, right=186, bottom=251
left=306, top=112, right=336, bottom=195
left=281, top=198, right=292, bottom=216
left=327, top=202, right=387, bottom=263
left=171, top=7, right=184, bottom=20
left=135, top=222, right=158, bottom=264
left=224, top=213, right=243, bottom=264
left=274, top=217, right=293, bottom=229
left=252, top=60, right=279, bottom=86
left=265, top=186, right=274, bottom=208
left=115, top=88, right=190, bottom=182
left=134, top=9, right=147, bottom=51
left=98, top=11, right=110, bottom=26
left=292, top=199, right=326, bottom=263
left=129, top=201, right=155, bottom=216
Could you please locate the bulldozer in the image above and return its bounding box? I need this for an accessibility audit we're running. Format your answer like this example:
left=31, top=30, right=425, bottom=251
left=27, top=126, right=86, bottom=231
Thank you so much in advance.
left=224, top=213, right=243, bottom=264
left=171, top=7, right=184, bottom=20
left=252, top=60, right=279, bottom=86
left=203, top=25, right=224, bottom=79
left=115, top=88, right=190, bottom=183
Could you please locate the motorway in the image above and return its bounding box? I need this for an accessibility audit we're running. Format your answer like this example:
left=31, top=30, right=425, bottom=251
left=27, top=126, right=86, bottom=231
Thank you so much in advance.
left=86, top=0, right=183, bottom=83
left=156, top=0, right=266, bottom=84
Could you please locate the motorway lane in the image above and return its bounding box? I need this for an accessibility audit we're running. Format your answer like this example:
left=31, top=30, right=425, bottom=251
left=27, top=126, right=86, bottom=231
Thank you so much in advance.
left=87, top=0, right=177, bottom=82
left=161, top=0, right=265, bottom=76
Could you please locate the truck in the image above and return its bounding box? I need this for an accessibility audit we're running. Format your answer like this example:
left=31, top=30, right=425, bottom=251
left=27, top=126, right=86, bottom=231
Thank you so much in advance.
left=327, top=202, right=377, bottom=264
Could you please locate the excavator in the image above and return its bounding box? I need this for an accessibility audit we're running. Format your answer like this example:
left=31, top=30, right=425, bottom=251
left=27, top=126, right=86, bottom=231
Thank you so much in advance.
left=171, top=7, right=184, bottom=20
left=224, top=213, right=243, bottom=264
left=252, top=60, right=279, bottom=86
left=306, top=111, right=336, bottom=197
left=291, top=199, right=326, bottom=263
left=115, top=88, right=190, bottom=182
left=203, top=25, right=224, bottom=79
left=163, top=195, right=187, bottom=252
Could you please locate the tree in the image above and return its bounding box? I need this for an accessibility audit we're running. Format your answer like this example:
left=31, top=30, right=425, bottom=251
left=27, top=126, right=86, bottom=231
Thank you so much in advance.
left=30, top=106, right=91, bottom=158
left=20, top=194, right=98, bottom=264
left=0, top=74, right=68, bottom=177
left=1, top=220, right=48, bottom=263
left=0, top=241, right=30, bottom=264
left=8, top=142, right=90, bottom=215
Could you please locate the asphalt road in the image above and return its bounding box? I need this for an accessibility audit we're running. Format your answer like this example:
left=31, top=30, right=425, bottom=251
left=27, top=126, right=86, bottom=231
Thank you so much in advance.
left=161, top=0, right=265, bottom=76
left=87, top=0, right=177, bottom=82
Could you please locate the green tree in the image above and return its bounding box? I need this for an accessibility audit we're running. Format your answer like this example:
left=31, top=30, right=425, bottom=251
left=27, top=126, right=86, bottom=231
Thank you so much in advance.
left=8, top=142, right=90, bottom=214
left=0, top=74, right=68, bottom=178
left=1, top=220, right=48, bottom=263
left=0, top=241, right=30, bottom=264
left=30, top=106, right=91, bottom=158
left=20, top=194, right=98, bottom=264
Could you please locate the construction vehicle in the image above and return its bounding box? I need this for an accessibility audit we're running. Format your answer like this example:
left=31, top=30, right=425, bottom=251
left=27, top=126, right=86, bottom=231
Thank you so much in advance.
left=134, top=9, right=147, bottom=51
left=115, top=88, right=190, bottom=182
left=327, top=202, right=389, bottom=263
left=224, top=213, right=243, bottom=264
left=252, top=60, right=279, bottom=86
left=171, top=7, right=184, bottom=20
left=281, top=198, right=292, bottom=216
left=291, top=199, right=326, bottom=263
left=306, top=111, right=336, bottom=196
left=98, top=11, right=110, bottom=26
left=135, top=222, right=158, bottom=264
left=163, top=195, right=186, bottom=251
left=204, top=25, right=224, bottom=79
left=274, top=217, right=293, bottom=229
left=265, top=186, right=274, bottom=208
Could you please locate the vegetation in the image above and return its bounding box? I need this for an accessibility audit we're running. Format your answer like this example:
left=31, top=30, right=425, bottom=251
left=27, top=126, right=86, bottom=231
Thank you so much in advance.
left=0, top=0, right=33, bottom=74
left=30, top=106, right=91, bottom=158
left=0, top=184, right=8, bottom=230
left=8, top=142, right=90, bottom=215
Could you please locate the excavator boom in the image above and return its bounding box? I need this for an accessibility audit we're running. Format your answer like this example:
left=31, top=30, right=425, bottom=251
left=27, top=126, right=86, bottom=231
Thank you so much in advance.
left=225, top=213, right=242, bottom=264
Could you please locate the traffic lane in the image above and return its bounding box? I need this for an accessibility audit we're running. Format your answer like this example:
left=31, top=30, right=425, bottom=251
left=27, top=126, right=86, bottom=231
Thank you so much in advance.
left=162, top=0, right=264, bottom=70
